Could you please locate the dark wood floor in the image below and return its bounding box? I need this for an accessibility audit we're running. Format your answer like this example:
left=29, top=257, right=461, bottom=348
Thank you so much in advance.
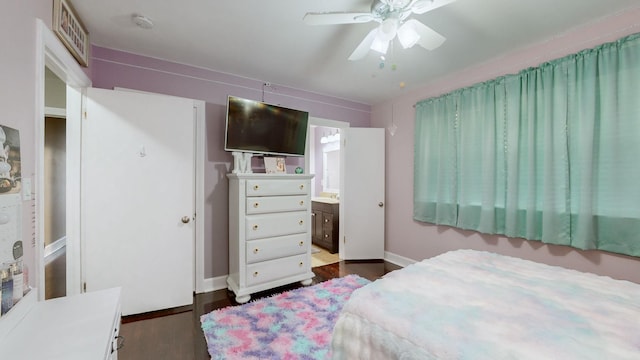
left=44, top=248, right=66, bottom=300
left=119, top=260, right=401, bottom=360
left=44, top=253, right=400, bottom=359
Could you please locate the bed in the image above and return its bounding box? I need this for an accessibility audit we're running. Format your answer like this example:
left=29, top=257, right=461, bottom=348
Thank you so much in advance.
left=331, top=249, right=640, bottom=359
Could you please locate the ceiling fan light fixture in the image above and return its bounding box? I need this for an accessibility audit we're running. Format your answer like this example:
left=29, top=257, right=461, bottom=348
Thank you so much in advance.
left=378, top=18, right=399, bottom=41
left=370, top=34, right=390, bottom=54
left=303, top=0, right=454, bottom=61
left=387, top=0, right=413, bottom=9
left=397, top=22, right=420, bottom=48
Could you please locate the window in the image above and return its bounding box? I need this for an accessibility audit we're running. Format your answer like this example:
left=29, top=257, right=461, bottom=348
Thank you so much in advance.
left=414, top=33, right=640, bottom=257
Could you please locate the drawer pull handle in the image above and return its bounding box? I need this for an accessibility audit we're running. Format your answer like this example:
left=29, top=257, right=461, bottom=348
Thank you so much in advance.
left=325, top=219, right=329, bottom=223
left=253, top=248, right=259, bottom=254
left=253, top=202, right=259, bottom=208
left=299, top=200, right=304, bottom=206
left=325, top=234, right=329, bottom=238
left=299, top=241, right=304, bottom=246
left=311, top=212, right=315, bottom=217
left=253, top=271, right=259, bottom=277
left=299, top=220, right=304, bottom=225
left=299, top=184, right=304, bottom=190
left=253, top=225, right=258, bottom=230
left=299, top=262, right=304, bottom=267
left=253, top=185, right=259, bottom=191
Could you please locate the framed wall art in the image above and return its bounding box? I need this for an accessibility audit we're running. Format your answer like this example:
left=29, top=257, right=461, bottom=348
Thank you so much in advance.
left=53, top=0, right=89, bottom=67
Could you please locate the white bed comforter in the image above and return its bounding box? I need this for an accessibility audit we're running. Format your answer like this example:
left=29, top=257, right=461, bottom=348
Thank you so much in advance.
left=331, top=250, right=640, bottom=359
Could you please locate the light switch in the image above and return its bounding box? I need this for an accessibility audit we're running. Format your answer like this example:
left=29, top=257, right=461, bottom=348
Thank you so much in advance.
left=22, top=177, right=32, bottom=201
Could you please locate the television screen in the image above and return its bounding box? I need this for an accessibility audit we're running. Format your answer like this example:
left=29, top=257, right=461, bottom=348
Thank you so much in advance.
left=224, top=96, right=309, bottom=157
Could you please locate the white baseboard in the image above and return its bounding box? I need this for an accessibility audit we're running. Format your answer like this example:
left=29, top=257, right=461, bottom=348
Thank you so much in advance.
left=198, top=255, right=413, bottom=294
left=44, top=236, right=66, bottom=259
left=384, top=251, right=416, bottom=268
left=198, top=275, right=228, bottom=294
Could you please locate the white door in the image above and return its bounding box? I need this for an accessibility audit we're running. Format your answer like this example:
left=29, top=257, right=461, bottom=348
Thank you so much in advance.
left=340, top=128, right=385, bottom=260
left=82, top=88, right=195, bottom=315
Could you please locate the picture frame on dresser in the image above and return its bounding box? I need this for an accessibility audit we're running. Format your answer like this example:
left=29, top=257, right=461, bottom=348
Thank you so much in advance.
left=53, top=0, right=89, bottom=67
left=264, top=157, right=286, bottom=174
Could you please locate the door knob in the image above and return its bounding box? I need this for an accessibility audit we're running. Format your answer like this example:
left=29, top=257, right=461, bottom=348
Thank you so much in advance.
left=378, top=202, right=384, bottom=207
left=181, top=216, right=191, bottom=224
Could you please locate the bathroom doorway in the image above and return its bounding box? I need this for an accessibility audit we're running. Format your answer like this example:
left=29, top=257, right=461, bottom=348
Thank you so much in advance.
left=305, top=119, right=386, bottom=261
left=306, top=118, right=348, bottom=262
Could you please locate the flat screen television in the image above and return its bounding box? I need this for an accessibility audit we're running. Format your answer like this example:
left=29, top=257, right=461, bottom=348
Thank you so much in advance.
left=224, top=95, right=309, bottom=157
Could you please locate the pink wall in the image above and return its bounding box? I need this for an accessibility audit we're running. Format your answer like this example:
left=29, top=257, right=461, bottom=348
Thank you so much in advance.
left=90, top=48, right=371, bottom=278
left=372, top=6, right=640, bottom=283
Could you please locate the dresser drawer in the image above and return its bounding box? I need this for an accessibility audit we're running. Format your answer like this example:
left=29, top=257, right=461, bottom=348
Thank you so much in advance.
left=245, top=233, right=308, bottom=264
left=246, top=179, right=310, bottom=196
left=246, top=195, right=308, bottom=214
left=245, top=211, right=309, bottom=240
left=245, top=254, right=309, bottom=286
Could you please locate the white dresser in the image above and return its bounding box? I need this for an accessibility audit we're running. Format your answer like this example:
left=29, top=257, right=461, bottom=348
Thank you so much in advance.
left=0, top=287, right=121, bottom=359
left=227, top=173, right=315, bottom=303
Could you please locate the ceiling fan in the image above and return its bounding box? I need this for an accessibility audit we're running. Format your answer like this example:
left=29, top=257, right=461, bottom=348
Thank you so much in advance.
left=303, top=0, right=455, bottom=60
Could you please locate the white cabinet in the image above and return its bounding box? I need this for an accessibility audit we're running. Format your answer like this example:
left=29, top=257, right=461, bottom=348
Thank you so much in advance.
left=0, top=287, right=121, bottom=360
left=227, top=174, right=314, bottom=303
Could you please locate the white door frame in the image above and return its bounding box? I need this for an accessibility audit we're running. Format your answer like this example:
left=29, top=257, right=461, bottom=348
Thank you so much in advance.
left=36, top=19, right=90, bottom=299
left=305, top=117, right=349, bottom=256
left=36, top=19, right=206, bottom=298
left=193, top=101, right=206, bottom=293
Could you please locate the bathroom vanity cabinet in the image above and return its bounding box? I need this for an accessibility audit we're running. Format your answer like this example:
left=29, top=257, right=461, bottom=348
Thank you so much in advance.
left=311, top=199, right=339, bottom=254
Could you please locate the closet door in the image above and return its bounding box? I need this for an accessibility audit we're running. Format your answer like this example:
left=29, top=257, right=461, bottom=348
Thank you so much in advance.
left=82, top=88, right=195, bottom=315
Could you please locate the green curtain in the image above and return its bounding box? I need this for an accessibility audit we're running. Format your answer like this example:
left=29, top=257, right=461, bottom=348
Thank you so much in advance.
left=414, top=33, right=640, bottom=256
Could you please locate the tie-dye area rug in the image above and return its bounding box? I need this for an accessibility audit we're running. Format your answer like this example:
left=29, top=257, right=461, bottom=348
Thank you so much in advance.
left=200, top=275, right=370, bottom=360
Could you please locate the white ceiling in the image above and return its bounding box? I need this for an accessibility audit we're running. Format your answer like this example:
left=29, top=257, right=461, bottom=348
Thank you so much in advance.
left=69, top=0, right=639, bottom=105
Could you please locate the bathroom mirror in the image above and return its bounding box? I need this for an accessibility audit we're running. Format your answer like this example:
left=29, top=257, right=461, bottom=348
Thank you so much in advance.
left=323, top=145, right=340, bottom=194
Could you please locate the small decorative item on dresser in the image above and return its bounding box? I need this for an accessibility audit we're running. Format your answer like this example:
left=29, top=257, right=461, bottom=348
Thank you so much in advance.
left=53, top=0, right=90, bottom=67
left=264, top=157, right=286, bottom=174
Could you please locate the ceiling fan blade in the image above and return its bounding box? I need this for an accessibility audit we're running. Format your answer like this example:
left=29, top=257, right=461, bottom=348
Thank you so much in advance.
left=348, top=28, right=379, bottom=61
left=405, top=19, right=446, bottom=50
left=303, top=12, right=375, bottom=25
left=411, top=0, right=456, bottom=14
